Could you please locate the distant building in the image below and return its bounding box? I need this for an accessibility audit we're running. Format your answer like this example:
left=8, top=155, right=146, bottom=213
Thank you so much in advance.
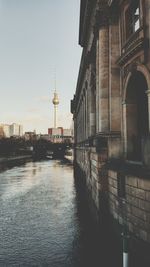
left=39, top=134, right=52, bottom=142
left=0, top=125, right=5, bottom=139
left=48, top=127, right=62, bottom=137
left=0, top=123, right=23, bottom=138
left=10, top=123, right=23, bottom=137
left=63, top=129, right=72, bottom=137
left=48, top=127, right=73, bottom=143
left=0, top=124, right=10, bottom=138
left=24, top=131, right=37, bottom=141
left=19, top=125, right=23, bottom=136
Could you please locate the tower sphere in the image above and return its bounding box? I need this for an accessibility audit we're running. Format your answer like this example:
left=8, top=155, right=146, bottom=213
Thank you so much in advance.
left=52, top=92, right=59, bottom=105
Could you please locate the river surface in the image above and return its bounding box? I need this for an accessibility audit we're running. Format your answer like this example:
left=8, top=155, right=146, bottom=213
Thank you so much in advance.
left=0, top=160, right=120, bottom=267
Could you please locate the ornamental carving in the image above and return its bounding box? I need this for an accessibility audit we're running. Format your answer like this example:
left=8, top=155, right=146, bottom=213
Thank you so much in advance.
left=93, top=0, right=119, bottom=37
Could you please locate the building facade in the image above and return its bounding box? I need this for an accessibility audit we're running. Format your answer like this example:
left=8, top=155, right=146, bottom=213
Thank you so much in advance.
left=72, top=0, right=150, bottom=255
left=0, top=123, right=23, bottom=138
left=0, top=124, right=10, bottom=138
left=48, top=127, right=73, bottom=143
left=9, top=123, right=23, bottom=137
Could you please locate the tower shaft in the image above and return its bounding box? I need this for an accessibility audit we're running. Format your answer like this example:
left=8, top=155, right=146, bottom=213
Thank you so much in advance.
left=54, top=105, right=57, bottom=128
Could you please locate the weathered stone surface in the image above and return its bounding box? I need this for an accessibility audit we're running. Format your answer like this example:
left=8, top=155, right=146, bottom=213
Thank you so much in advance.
left=139, top=230, right=147, bottom=241
left=108, top=184, right=117, bottom=196
left=138, top=199, right=150, bottom=212
left=108, top=170, right=117, bottom=179
left=137, top=179, right=150, bottom=191
left=126, top=176, right=138, bottom=187
left=108, top=177, right=117, bottom=188
left=145, top=191, right=150, bottom=202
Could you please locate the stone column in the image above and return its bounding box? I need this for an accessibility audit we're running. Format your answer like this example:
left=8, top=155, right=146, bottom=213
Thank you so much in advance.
left=145, top=0, right=150, bottom=67
left=90, top=89, right=96, bottom=136
left=122, top=101, right=127, bottom=158
left=97, top=25, right=109, bottom=132
left=83, top=93, right=85, bottom=141
left=109, top=21, right=120, bottom=132
left=78, top=105, right=81, bottom=143
left=81, top=97, right=83, bottom=142
left=146, top=90, right=150, bottom=132
left=87, top=79, right=91, bottom=137
left=85, top=87, right=88, bottom=139
left=89, top=64, right=96, bottom=136
left=82, top=95, right=85, bottom=141
left=96, top=39, right=100, bottom=133
left=84, top=89, right=87, bottom=140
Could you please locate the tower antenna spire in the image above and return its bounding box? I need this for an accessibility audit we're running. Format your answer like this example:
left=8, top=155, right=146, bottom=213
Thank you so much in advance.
left=54, top=71, right=57, bottom=92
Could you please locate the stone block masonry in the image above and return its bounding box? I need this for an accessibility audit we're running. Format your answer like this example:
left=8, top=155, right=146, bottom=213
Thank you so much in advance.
left=108, top=170, right=150, bottom=243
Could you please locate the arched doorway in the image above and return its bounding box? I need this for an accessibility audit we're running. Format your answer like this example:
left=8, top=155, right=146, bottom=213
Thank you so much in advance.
left=125, top=71, right=149, bottom=161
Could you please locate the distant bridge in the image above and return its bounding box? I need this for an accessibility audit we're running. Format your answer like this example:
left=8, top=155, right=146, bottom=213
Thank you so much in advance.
left=33, top=141, right=73, bottom=159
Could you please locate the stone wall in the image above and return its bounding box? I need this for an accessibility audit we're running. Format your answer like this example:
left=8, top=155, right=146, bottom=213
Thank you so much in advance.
left=108, top=170, right=150, bottom=243
left=76, top=147, right=150, bottom=246
left=76, top=147, right=108, bottom=211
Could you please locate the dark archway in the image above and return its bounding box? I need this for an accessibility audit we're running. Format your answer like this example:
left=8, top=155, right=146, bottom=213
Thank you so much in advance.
left=126, top=71, right=149, bottom=161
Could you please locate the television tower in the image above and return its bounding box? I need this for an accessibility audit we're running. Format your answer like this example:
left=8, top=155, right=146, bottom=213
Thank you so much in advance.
left=52, top=86, right=59, bottom=129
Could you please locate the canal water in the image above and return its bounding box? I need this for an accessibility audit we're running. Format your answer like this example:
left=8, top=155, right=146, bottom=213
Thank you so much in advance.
left=0, top=160, right=120, bottom=267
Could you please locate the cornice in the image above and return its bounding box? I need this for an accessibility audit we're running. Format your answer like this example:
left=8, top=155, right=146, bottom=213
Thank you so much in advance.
left=93, top=0, right=119, bottom=37
left=97, top=0, right=110, bottom=25
left=93, top=3, right=109, bottom=37
left=79, top=0, right=96, bottom=47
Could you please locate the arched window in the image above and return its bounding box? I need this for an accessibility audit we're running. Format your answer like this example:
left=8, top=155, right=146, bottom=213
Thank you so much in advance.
left=126, top=71, right=149, bottom=161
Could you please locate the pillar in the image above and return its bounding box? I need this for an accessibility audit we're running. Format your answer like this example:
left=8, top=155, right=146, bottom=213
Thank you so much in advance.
left=146, top=90, right=150, bottom=132
left=97, top=25, right=109, bottom=133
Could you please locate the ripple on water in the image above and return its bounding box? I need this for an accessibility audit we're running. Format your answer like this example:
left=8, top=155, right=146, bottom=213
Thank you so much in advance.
left=0, top=159, right=118, bottom=267
left=0, top=160, right=80, bottom=266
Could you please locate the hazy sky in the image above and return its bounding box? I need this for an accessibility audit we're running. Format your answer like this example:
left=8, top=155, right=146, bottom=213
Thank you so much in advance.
left=0, top=0, right=82, bottom=133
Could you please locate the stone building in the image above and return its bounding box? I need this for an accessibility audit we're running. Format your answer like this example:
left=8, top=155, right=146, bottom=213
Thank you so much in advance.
left=72, top=0, right=150, bottom=263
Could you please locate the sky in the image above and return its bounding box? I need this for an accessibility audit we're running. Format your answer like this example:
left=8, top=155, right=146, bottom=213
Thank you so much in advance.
left=0, top=0, right=82, bottom=134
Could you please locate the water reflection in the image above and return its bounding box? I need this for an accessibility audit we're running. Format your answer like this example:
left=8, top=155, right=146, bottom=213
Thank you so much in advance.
left=0, top=160, right=77, bottom=266
left=0, top=160, right=119, bottom=267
